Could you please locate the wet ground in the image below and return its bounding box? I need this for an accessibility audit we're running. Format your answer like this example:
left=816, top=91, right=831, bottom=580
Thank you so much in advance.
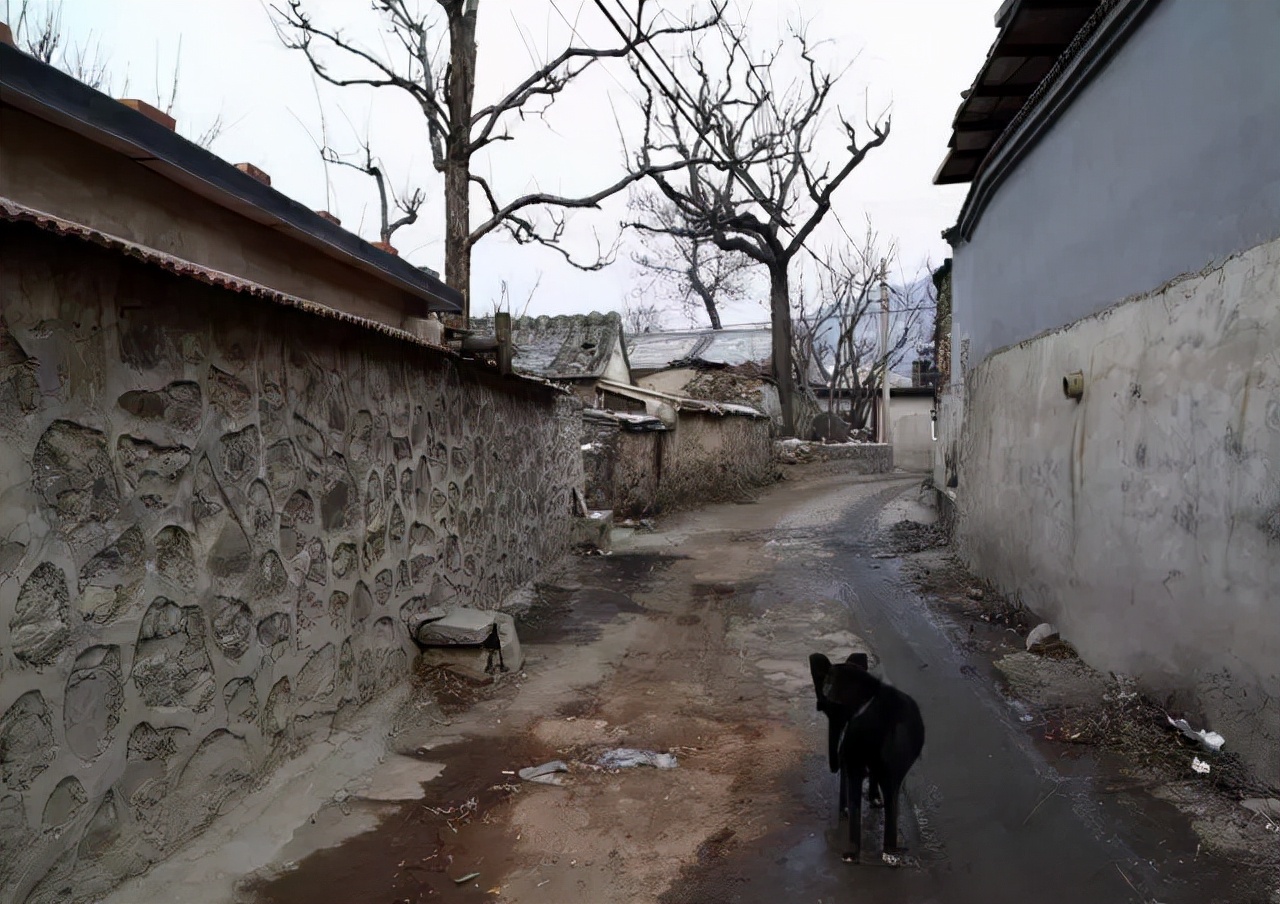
left=120, top=467, right=1274, bottom=904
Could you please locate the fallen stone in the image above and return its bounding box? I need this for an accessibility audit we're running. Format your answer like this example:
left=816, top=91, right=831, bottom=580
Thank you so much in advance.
left=571, top=510, right=613, bottom=552
left=1025, top=623, right=1058, bottom=652
left=410, top=607, right=525, bottom=675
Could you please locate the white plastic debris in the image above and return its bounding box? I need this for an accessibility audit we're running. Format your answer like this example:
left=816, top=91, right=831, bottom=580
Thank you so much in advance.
left=519, top=760, right=570, bottom=785
left=1025, top=623, right=1058, bottom=651
left=1191, top=757, right=1211, bottom=774
left=597, top=748, right=678, bottom=770
left=1167, top=716, right=1226, bottom=751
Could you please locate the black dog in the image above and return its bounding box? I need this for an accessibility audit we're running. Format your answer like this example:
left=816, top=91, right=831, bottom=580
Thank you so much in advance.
left=809, top=652, right=925, bottom=863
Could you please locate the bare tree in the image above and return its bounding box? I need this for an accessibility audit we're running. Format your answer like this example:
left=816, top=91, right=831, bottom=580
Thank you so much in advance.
left=628, top=189, right=755, bottom=330
left=794, top=228, right=933, bottom=431
left=322, top=134, right=426, bottom=245
left=630, top=22, right=890, bottom=435
left=6, top=0, right=230, bottom=149
left=272, top=0, right=724, bottom=322
left=8, top=0, right=117, bottom=91
left=622, top=298, right=665, bottom=334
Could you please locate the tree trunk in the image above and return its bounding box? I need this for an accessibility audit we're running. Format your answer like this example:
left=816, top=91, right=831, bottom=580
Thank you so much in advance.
left=769, top=265, right=796, bottom=436
left=444, top=163, right=471, bottom=321
left=703, top=296, right=723, bottom=330
left=445, top=2, right=479, bottom=323
left=687, top=260, right=722, bottom=330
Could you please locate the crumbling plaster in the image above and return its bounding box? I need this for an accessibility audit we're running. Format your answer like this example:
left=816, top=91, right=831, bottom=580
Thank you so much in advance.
left=0, top=227, right=580, bottom=903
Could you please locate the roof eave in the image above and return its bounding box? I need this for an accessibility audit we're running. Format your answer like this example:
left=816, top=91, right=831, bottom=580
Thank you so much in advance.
left=0, top=43, right=462, bottom=313
left=949, top=0, right=1160, bottom=242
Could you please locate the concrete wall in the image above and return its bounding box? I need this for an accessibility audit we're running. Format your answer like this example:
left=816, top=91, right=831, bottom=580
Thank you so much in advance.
left=953, top=236, right=1280, bottom=778
left=952, top=0, right=1280, bottom=364
left=0, top=108, right=424, bottom=330
left=887, top=396, right=934, bottom=472
left=0, top=226, right=580, bottom=903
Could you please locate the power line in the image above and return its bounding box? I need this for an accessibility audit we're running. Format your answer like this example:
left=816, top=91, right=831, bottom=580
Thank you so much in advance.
left=588, top=0, right=783, bottom=230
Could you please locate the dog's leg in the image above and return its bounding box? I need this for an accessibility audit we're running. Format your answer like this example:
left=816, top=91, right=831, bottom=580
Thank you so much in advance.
left=842, top=763, right=863, bottom=863
left=866, top=768, right=884, bottom=808
left=881, top=776, right=903, bottom=855
left=838, top=766, right=849, bottom=819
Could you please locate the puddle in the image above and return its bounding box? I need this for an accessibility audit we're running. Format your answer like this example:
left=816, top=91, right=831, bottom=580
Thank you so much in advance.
left=517, top=587, right=645, bottom=644
left=242, top=735, right=547, bottom=904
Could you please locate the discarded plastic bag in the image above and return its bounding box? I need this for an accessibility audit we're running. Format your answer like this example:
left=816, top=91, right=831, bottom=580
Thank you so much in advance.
left=519, top=760, right=569, bottom=785
left=597, top=748, right=677, bottom=770
left=1167, top=716, right=1225, bottom=751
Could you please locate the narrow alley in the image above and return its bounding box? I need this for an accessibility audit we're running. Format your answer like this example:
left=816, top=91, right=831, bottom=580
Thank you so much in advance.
left=105, top=467, right=1272, bottom=904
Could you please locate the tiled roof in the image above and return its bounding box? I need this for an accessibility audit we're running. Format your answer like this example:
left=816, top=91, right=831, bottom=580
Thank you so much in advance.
left=472, top=312, right=626, bottom=380
left=626, top=325, right=772, bottom=372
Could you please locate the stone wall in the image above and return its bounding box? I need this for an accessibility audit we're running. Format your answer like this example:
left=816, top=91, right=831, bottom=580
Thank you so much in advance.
left=952, top=236, right=1280, bottom=779
left=0, top=225, right=581, bottom=903
left=776, top=441, right=893, bottom=474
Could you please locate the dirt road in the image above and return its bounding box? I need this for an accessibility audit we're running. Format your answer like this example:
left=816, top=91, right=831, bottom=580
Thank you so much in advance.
left=146, top=467, right=1268, bottom=904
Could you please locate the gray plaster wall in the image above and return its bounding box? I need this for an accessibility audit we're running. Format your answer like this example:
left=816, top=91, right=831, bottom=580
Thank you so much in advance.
left=888, top=396, right=934, bottom=473
left=0, top=226, right=581, bottom=903
left=953, top=235, right=1280, bottom=779
left=952, top=0, right=1280, bottom=366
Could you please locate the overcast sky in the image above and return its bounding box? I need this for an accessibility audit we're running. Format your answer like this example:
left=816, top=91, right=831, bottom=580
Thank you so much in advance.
left=37, top=0, right=998, bottom=326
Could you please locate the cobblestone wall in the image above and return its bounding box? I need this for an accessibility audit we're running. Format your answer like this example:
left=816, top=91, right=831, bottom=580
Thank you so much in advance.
left=0, top=227, right=580, bottom=903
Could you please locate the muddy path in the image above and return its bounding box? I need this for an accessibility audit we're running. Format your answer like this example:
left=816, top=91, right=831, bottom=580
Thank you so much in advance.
left=221, top=468, right=1269, bottom=904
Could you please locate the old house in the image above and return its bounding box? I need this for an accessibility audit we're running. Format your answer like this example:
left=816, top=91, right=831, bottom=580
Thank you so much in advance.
left=470, top=312, right=632, bottom=405
left=935, top=0, right=1279, bottom=776
left=0, top=38, right=582, bottom=902
left=626, top=324, right=780, bottom=423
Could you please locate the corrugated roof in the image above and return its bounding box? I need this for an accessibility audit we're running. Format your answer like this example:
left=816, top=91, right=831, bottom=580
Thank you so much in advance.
left=626, top=325, right=772, bottom=372
left=471, top=312, right=626, bottom=381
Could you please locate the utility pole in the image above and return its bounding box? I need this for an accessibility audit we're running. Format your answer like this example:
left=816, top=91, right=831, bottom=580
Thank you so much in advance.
left=879, top=269, right=892, bottom=446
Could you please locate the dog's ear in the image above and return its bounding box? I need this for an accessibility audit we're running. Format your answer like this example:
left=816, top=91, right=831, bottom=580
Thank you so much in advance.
left=846, top=652, right=869, bottom=670
left=809, top=653, right=832, bottom=705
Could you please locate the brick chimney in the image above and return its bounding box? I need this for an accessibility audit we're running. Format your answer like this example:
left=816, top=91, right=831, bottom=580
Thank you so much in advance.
left=235, top=163, right=271, bottom=186
left=0, top=22, right=15, bottom=46
left=315, top=211, right=341, bottom=226
left=371, top=241, right=399, bottom=256
left=117, top=99, right=176, bottom=132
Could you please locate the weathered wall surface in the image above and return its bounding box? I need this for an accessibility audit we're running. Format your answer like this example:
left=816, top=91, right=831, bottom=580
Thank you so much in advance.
left=888, top=396, right=934, bottom=472
left=581, top=415, right=620, bottom=512
left=951, top=0, right=1280, bottom=364
left=0, top=226, right=580, bottom=903
left=588, top=413, right=774, bottom=517
left=954, top=237, right=1280, bottom=778
left=654, top=413, right=774, bottom=512
left=0, top=109, right=424, bottom=329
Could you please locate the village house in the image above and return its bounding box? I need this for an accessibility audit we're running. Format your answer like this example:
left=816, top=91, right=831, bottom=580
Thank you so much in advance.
left=470, top=312, right=632, bottom=406
left=0, top=36, right=584, bottom=902
left=934, top=0, right=1279, bottom=777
